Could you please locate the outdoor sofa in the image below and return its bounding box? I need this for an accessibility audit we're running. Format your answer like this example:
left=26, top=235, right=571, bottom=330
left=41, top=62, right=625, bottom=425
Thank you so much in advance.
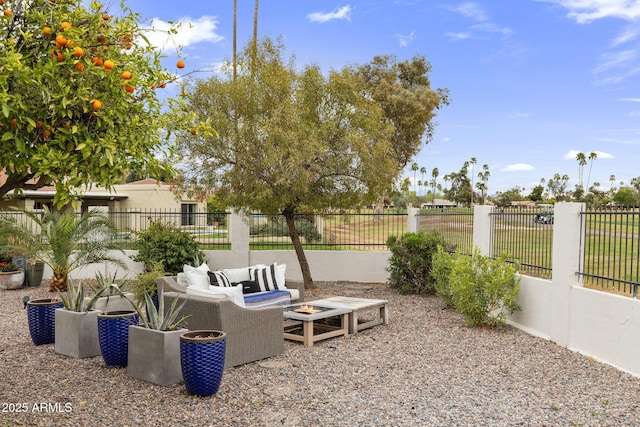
left=157, top=274, right=305, bottom=368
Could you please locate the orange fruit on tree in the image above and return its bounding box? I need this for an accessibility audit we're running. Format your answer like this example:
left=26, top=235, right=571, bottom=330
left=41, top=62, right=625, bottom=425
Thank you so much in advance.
left=91, top=56, right=103, bottom=66
left=124, top=84, right=135, bottom=93
left=125, top=43, right=132, bottom=50
left=121, top=70, right=132, bottom=80
left=91, top=99, right=102, bottom=110
left=103, top=59, right=115, bottom=70
left=60, top=21, right=71, bottom=31
left=177, top=60, right=185, bottom=69
left=3, top=10, right=12, bottom=17
left=44, top=26, right=52, bottom=36
left=65, top=39, right=74, bottom=48
left=96, top=33, right=106, bottom=43
left=55, top=34, right=67, bottom=46
left=73, top=46, right=84, bottom=57
left=10, top=118, right=17, bottom=128
left=52, top=50, right=64, bottom=62
left=102, top=13, right=110, bottom=20
left=74, top=62, right=85, bottom=72
left=159, top=81, right=166, bottom=89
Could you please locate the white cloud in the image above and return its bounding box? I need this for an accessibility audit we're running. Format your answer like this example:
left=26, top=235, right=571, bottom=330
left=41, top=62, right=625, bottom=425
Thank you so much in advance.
left=451, top=2, right=488, bottom=22
left=471, top=23, right=512, bottom=37
left=612, top=25, right=640, bottom=45
left=447, top=3, right=512, bottom=41
left=563, top=150, right=615, bottom=159
left=307, top=6, right=352, bottom=23
left=535, top=0, right=640, bottom=23
left=501, top=163, right=535, bottom=172
left=619, top=97, right=640, bottom=102
left=446, top=31, right=475, bottom=40
left=594, top=50, right=637, bottom=73
left=396, top=30, right=415, bottom=47
left=141, top=16, right=223, bottom=52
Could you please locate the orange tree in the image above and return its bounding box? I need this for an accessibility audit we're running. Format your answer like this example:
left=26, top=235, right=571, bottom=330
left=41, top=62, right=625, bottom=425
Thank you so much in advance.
left=0, top=0, right=179, bottom=207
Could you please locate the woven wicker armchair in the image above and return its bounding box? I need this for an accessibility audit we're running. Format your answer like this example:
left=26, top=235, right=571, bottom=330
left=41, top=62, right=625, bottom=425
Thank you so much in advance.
left=157, top=276, right=305, bottom=368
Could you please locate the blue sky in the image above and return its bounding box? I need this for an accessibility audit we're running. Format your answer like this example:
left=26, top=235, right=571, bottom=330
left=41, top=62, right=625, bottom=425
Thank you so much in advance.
left=123, top=1, right=640, bottom=195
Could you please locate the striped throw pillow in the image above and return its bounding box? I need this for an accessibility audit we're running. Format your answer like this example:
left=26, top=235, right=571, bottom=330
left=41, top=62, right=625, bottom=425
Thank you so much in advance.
left=208, top=270, right=232, bottom=287
left=249, top=263, right=279, bottom=291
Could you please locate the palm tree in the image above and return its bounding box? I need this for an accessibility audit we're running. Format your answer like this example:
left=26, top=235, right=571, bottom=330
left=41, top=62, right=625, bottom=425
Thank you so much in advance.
left=609, top=174, right=616, bottom=195
left=469, top=157, right=477, bottom=206
left=586, top=151, right=598, bottom=191
left=0, top=208, right=126, bottom=292
left=431, top=167, right=439, bottom=205
left=576, top=152, right=586, bottom=188
left=477, top=164, right=490, bottom=205
left=419, top=167, right=426, bottom=196
left=411, top=162, right=419, bottom=194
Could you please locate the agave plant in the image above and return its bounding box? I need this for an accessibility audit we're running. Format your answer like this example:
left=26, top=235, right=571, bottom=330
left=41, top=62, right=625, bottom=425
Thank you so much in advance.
left=58, top=280, right=108, bottom=312
left=93, top=269, right=130, bottom=297
left=140, top=292, right=190, bottom=331
left=0, top=207, right=126, bottom=292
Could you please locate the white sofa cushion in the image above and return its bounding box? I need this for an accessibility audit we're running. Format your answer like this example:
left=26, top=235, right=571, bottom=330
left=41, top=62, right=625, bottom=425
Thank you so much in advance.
left=183, top=263, right=210, bottom=290
left=222, top=267, right=251, bottom=283
left=185, top=283, right=245, bottom=308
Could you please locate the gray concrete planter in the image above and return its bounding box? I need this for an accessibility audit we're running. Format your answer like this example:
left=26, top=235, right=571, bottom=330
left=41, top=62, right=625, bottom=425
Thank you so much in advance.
left=127, top=325, right=187, bottom=386
left=89, top=292, right=135, bottom=313
left=54, top=309, right=101, bottom=358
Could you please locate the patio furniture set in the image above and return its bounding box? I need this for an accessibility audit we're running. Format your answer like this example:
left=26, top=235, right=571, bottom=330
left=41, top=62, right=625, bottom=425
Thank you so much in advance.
left=158, top=268, right=389, bottom=368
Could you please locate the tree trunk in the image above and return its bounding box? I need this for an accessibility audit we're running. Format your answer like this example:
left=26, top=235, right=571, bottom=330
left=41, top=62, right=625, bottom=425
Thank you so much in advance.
left=283, top=209, right=314, bottom=290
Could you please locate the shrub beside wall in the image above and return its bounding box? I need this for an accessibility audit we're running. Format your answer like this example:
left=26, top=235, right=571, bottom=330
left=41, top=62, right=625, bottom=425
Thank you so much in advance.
left=386, top=231, right=447, bottom=294
left=434, top=248, right=522, bottom=327
left=132, top=221, right=204, bottom=275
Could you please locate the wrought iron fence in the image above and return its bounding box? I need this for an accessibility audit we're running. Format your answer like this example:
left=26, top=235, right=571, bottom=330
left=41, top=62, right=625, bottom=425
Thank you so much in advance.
left=0, top=209, right=232, bottom=249
left=490, top=207, right=554, bottom=279
left=416, top=208, right=474, bottom=254
left=249, top=211, right=407, bottom=250
left=580, top=207, right=640, bottom=297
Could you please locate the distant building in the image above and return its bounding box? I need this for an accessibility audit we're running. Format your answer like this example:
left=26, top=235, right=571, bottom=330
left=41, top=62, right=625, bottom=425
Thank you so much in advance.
left=420, top=199, right=458, bottom=209
left=0, top=173, right=205, bottom=220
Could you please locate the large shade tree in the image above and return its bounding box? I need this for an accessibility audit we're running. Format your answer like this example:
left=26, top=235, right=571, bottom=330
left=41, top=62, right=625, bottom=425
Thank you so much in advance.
left=172, top=37, right=448, bottom=288
left=0, top=0, right=177, bottom=207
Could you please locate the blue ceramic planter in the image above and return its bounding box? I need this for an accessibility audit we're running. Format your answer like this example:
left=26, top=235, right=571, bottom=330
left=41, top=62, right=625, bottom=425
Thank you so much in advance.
left=97, top=310, right=139, bottom=367
left=27, top=299, right=64, bottom=345
left=180, top=330, right=226, bottom=397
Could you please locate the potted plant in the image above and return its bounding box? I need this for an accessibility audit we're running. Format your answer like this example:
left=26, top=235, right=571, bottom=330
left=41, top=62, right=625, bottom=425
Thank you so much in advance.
left=25, top=297, right=64, bottom=346
left=25, top=258, right=45, bottom=287
left=127, top=292, right=190, bottom=386
left=0, top=207, right=127, bottom=292
left=131, top=262, right=165, bottom=313
left=89, top=270, right=135, bottom=313
left=180, top=330, right=227, bottom=397
left=97, top=308, right=139, bottom=368
left=55, top=280, right=107, bottom=358
left=0, top=258, right=25, bottom=290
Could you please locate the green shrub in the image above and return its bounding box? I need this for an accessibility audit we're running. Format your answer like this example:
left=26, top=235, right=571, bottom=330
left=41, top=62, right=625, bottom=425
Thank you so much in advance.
left=131, top=262, right=165, bottom=306
left=431, top=246, right=455, bottom=307
left=385, top=231, right=447, bottom=294
left=250, top=216, right=321, bottom=243
left=448, top=248, right=521, bottom=327
left=132, top=221, right=204, bottom=275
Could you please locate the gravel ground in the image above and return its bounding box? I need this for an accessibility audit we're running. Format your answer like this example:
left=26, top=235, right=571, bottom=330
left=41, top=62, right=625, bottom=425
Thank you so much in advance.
left=2, top=281, right=640, bottom=427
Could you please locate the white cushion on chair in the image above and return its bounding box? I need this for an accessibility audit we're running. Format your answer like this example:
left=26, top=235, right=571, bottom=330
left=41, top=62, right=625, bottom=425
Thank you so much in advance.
left=183, top=264, right=210, bottom=290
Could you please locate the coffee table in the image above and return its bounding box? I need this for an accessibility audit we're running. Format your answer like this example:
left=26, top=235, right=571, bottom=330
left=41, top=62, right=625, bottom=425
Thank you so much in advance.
left=283, top=304, right=351, bottom=347
left=309, top=297, right=389, bottom=334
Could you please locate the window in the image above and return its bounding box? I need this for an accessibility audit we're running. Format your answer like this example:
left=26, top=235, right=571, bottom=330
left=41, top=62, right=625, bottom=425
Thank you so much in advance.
left=181, top=203, right=196, bottom=226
